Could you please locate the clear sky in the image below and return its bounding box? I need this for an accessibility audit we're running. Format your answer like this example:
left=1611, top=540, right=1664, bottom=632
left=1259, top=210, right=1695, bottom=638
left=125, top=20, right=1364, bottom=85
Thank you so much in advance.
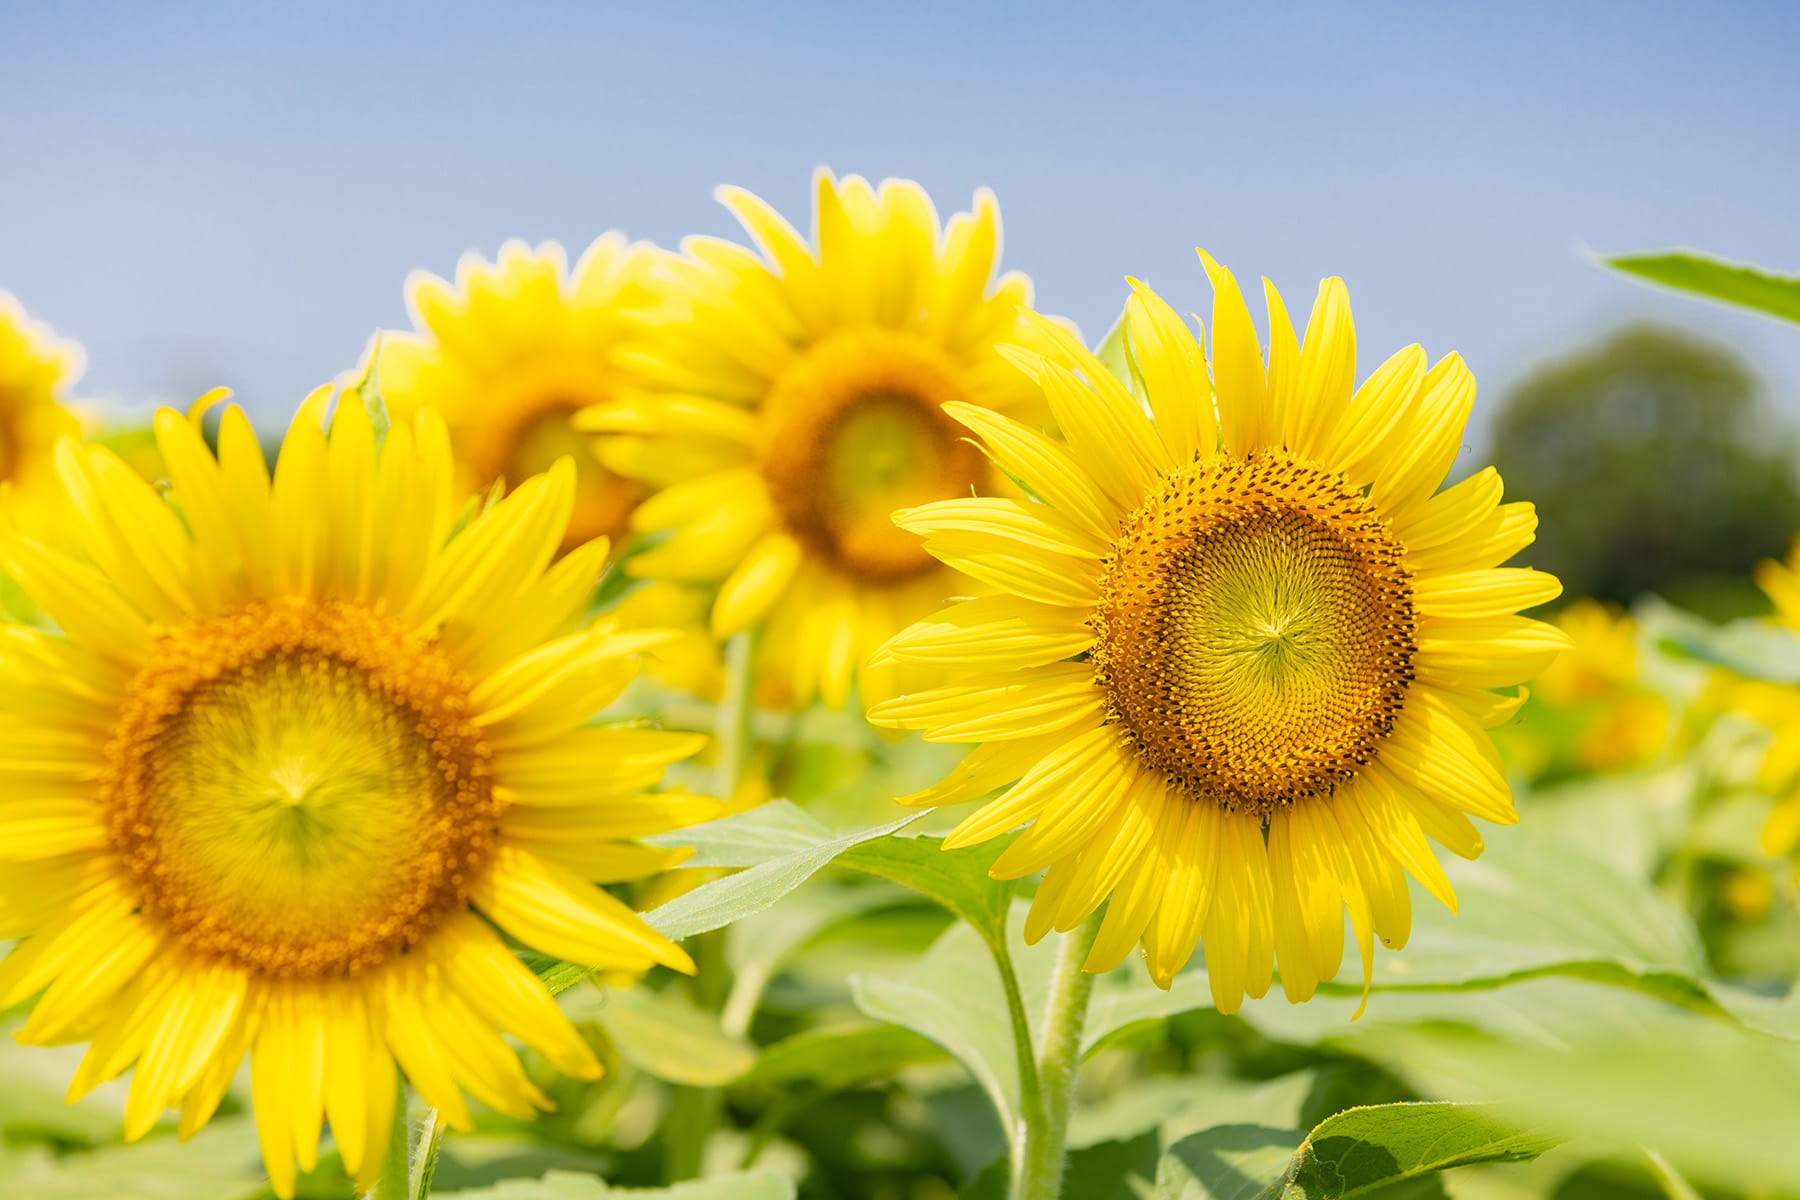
left=4, top=1, right=1798, bottom=448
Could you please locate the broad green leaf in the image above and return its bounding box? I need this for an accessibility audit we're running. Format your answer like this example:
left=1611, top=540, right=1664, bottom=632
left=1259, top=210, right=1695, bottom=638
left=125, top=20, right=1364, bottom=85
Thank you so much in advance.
left=645, top=800, right=834, bottom=868
left=851, top=904, right=1057, bottom=1141
left=1334, top=827, right=1706, bottom=997
left=1374, top=1013, right=1800, bottom=1194
left=1647, top=605, right=1800, bottom=684
left=1270, top=1103, right=1557, bottom=1199
left=836, top=834, right=1017, bottom=947
left=644, top=811, right=923, bottom=941
left=741, top=1023, right=947, bottom=1091
left=6, top=1117, right=271, bottom=1199
left=1155, top=1124, right=1301, bottom=1200
left=722, top=877, right=912, bottom=1031
left=1070, top=1071, right=1315, bottom=1152
left=1602, top=249, right=1800, bottom=326
left=1090, top=825, right=1709, bottom=1048
left=1094, top=309, right=1133, bottom=386
left=0, top=1036, right=132, bottom=1148
left=1064, top=1131, right=1161, bottom=1200
left=563, top=985, right=755, bottom=1086
left=1155, top=1104, right=1552, bottom=1200
left=1083, top=967, right=1216, bottom=1056
left=437, top=1170, right=796, bottom=1199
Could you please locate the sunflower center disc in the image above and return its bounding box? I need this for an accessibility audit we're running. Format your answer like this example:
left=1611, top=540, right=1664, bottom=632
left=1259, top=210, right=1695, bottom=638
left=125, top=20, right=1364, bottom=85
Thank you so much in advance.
left=102, top=601, right=499, bottom=977
left=1092, top=451, right=1417, bottom=817
left=760, top=329, right=982, bottom=581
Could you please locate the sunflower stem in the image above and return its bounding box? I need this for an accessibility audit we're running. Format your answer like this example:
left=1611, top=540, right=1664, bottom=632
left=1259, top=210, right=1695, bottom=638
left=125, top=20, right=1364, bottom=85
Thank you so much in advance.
left=664, top=631, right=757, bottom=1182
left=712, top=631, right=756, bottom=803
left=1015, top=914, right=1101, bottom=1200
left=991, top=934, right=1045, bottom=1184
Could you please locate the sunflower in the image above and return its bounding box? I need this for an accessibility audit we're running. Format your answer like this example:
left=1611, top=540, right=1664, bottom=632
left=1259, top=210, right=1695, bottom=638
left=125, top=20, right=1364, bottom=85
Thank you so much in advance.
left=1496, top=598, right=1668, bottom=777
left=370, top=236, right=657, bottom=552
left=0, top=390, right=713, bottom=1195
left=582, top=169, right=1049, bottom=709
left=0, top=292, right=84, bottom=491
left=1730, top=541, right=1800, bottom=858
left=869, top=254, right=1566, bottom=1012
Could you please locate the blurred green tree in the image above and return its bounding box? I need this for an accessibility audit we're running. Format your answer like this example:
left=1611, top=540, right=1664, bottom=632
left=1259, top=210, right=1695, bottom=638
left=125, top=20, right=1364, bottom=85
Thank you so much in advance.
left=1487, top=325, right=1800, bottom=616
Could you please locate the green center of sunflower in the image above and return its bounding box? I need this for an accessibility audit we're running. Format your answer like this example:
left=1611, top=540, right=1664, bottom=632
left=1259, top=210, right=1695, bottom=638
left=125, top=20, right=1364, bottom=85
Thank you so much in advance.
left=760, top=329, right=982, bottom=581
left=479, top=394, right=640, bottom=551
left=1091, top=451, right=1416, bottom=817
left=102, top=601, right=499, bottom=977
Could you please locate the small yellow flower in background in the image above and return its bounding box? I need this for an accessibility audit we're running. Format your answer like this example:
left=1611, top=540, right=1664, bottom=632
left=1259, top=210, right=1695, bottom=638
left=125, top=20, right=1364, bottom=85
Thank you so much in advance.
left=0, top=292, right=84, bottom=493
left=0, top=390, right=716, bottom=1195
left=584, top=169, right=1052, bottom=710
left=1732, top=541, right=1800, bottom=858
left=1498, top=599, right=1669, bottom=776
left=870, top=253, right=1567, bottom=1012
left=370, top=236, right=657, bottom=552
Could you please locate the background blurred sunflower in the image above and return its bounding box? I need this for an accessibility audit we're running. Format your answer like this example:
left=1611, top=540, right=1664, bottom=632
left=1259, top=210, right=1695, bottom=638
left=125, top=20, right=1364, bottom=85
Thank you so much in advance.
left=370, top=236, right=656, bottom=552
left=1728, top=541, right=1800, bottom=861
left=0, top=292, right=84, bottom=496
left=871, top=253, right=1567, bottom=1011
left=0, top=391, right=714, bottom=1195
left=583, top=169, right=1053, bottom=710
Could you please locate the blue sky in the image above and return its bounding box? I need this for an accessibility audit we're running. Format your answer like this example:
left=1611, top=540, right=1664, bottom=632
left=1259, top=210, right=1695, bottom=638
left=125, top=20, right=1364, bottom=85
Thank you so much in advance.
left=3, top=1, right=1798, bottom=448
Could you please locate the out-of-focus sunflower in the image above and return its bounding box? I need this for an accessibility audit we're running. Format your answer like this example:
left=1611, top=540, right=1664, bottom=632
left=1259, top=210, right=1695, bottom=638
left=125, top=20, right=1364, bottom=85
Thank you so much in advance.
left=0, top=292, right=84, bottom=493
left=1495, top=599, right=1669, bottom=777
left=371, top=236, right=657, bottom=552
left=0, top=390, right=715, bottom=1195
left=583, top=169, right=1052, bottom=709
left=1731, top=541, right=1800, bottom=858
left=871, top=254, right=1566, bottom=1011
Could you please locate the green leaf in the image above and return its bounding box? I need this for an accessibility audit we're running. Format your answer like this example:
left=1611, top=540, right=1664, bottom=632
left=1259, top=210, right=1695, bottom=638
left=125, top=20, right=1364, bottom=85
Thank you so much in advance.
left=5, top=1117, right=272, bottom=1199
left=851, top=906, right=1057, bottom=1139
left=436, top=1170, right=796, bottom=1199
left=1373, top=1013, right=1800, bottom=1194
left=1650, top=610, right=1800, bottom=683
left=1271, top=1103, right=1557, bottom=1198
left=721, top=877, right=911, bottom=1031
left=1070, top=1071, right=1316, bottom=1152
left=1091, top=824, right=1710, bottom=1050
left=1154, top=1104, right=1553, bottom=1200
left=1331, top=826, right=1706, bottom=998
left=644, top=801, right=834, bottom=869
left=741, top=1023, right=947, bottom=1091
left=836, top=833, right=1017, bottom=948
left=1094, top=308, right=1133, bottom=385
left=643, top=811, right=924, bottom=941
left=563, top=985, right=755, bottom=1086
left=1602, top=249, right=1800, bottom=326
left=1083, top=968, right=1216, bottom=1056
left=1154, top=1124, right=1301, bottom=1200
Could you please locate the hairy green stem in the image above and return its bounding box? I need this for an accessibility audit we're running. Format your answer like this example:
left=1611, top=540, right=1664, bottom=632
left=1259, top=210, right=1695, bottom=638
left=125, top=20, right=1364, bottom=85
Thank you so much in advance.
left=1015, top=915, right=1102, bottom=1200
left=991, top=934, right=1045, bottom=1185
left=712, top=632, right=756, bottom=803
left=664, top=631, right=757, bottom=1182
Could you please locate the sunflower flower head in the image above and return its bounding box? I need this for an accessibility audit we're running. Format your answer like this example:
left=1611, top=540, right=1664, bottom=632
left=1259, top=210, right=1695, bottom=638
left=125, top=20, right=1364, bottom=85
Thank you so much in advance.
left=1496, top=598, right=1668, bottom=777
left=0, top=389, right=715, bottom=1195
left=870, top=253, right=1568, bottom=1013
left=0, top=292, right=84, bottom=493
left=583, top=169, right=1053, bottom=710
left=1731, top=541, right=1800, bottom=859
left=370, top=235, right=657, bottom=552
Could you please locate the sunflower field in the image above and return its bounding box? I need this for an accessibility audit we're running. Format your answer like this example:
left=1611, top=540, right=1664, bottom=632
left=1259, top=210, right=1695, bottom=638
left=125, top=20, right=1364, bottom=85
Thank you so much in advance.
left=5, top=134, right=1800, bottom=1200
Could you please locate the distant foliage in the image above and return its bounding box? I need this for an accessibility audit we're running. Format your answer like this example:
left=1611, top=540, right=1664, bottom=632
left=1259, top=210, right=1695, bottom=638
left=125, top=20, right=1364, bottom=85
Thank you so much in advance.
left=1489, top=325, right=1800, bottom=614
